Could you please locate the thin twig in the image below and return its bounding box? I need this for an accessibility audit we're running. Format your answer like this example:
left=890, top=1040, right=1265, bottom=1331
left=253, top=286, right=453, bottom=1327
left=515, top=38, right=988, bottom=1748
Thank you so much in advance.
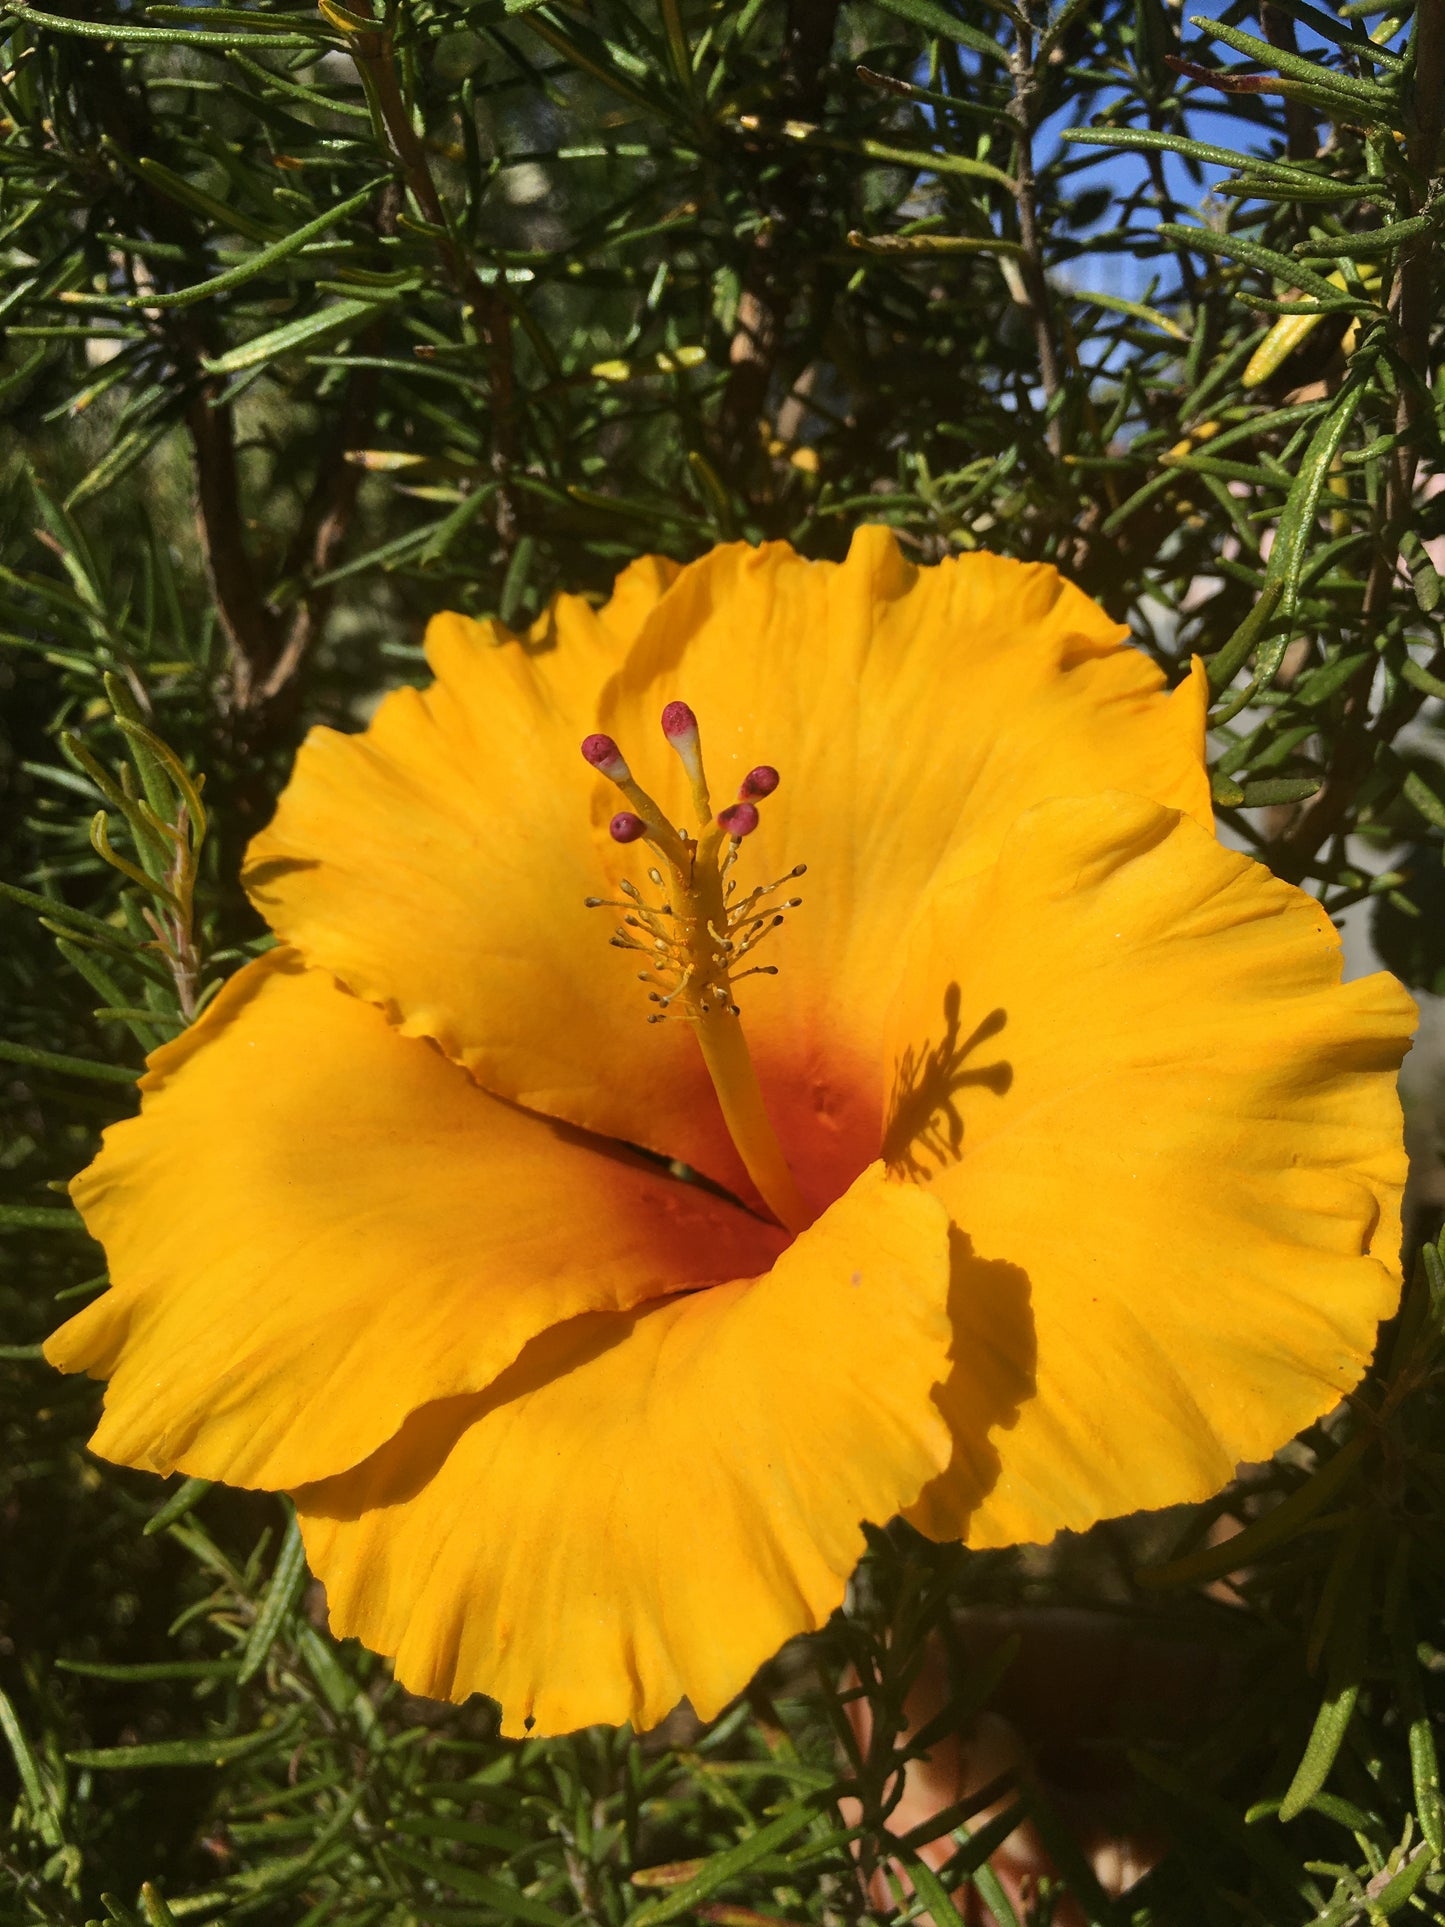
left=259, top=185, right=402, bottom=708
left=182, top=357, right=280, bottom=714
left=1007, top=2, right=1063, bottom=453
left=72, top=38, right=282, bottom=713
left=340, top=7, right=518, bottom=545
left=717, top=0, right=841, bottom=467
left=87, top=39, right=385, bottom=719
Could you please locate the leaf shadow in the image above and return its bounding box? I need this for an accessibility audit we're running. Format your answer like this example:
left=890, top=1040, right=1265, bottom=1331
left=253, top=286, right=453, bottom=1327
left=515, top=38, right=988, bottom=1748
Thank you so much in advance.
left=881, top=982, right=1012, bottom=1183
left=881, top=984, right=1035, bottom=1535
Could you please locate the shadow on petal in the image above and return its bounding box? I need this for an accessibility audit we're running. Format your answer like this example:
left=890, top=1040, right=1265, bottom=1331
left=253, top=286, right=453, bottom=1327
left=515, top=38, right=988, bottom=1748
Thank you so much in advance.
left=294, top=1307, right=638, bottom=1520
left=882, top=985, right=1013, bottom=1184
left=905, top=1227, right=1037, bottom=1541
left=243, top=854, right=320, bottom=893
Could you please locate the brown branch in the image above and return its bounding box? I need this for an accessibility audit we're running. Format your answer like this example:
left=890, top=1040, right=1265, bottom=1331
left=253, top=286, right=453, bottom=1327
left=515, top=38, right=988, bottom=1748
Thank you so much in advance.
left=258, top=366, right=383, bottom=711
left=185, top=331, right=389, bottom=719
left=340, top=9, right=518, bottom=545
left=717, top=0, right=841, bottom=467
left=89, top=43, right=389, bottom=720
left=183, top=367, right=282, bottom=713
left=1007, top=4, right=1063, bottom=454
left=720, top=230, right=784, bottom=461
left=184, top=189, right=400, bottom=717
left=67, top=40, right=284, bottom=713
left=257, top=183, right=402, bottom=710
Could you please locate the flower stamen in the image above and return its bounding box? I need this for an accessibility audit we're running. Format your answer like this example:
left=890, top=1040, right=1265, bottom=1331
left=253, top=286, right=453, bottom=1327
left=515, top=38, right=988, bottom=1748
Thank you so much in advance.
left=661, top=701, right=712, bottom=828
left=581, top=734, right=688, bottom=864
left=579, top=703, right=810, bottom=1232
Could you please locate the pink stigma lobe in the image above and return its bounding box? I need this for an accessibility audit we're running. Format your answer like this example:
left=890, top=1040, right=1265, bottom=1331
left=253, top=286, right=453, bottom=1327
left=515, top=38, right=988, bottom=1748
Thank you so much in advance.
left=660, top=700, right=699, bottom=742
left=581, top=733, right=630, bottom=781
left=717, top=802, right=760, bottom=838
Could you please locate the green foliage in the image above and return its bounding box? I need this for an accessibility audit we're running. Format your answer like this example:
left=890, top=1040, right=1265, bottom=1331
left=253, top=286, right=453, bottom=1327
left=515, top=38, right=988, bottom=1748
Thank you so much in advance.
left=3, top=0, right=1445, bottom=1922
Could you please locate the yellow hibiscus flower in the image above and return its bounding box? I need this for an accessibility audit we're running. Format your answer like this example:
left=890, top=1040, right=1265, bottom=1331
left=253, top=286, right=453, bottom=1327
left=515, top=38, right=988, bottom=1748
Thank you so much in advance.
left=46, top=526, right=1415, bottom=1738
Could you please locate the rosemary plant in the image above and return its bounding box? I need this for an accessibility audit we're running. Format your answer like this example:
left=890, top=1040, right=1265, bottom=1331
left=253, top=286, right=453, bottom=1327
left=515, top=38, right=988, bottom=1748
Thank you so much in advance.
left=3, top=2, right=1444, bottom=1922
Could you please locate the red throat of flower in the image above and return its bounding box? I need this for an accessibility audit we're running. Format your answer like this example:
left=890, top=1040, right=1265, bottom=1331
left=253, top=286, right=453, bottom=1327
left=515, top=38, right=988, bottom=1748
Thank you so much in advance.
left=581, top=705, right=809, bottom=1234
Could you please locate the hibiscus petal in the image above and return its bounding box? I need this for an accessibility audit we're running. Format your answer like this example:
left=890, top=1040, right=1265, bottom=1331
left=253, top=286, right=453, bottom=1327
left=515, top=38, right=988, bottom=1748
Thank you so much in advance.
left=295, top=1163, right=954, bottom=1737
left=600, top=526, right=1213, bottom=1208
left=880, top=792, right=1415, bottom=1547
left=46, top=948, right=782, bottom=1490
left=242, top=555, right=757, bottom=1199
